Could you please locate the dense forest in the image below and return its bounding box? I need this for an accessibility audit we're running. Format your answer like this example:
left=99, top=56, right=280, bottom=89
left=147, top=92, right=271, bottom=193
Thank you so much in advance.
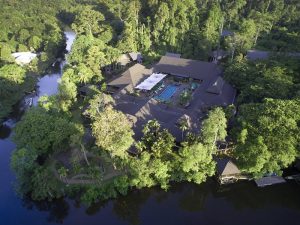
left=1, top=0, right=299, bottom=204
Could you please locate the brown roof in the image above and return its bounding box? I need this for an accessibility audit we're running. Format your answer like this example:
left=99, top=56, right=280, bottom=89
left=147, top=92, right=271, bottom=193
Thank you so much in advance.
left=206, top=77, right=225, bottom=95
left=165, top=52, right=181, bottom=58
left=154, top=56, right=221, bottom=80
left=217, top=158, right=241, bottom=176
left=128, top=52, right=142, bottom=61
left=117, top=54, right=131, bottom=66
left=107, top=64, right=152, bottom=92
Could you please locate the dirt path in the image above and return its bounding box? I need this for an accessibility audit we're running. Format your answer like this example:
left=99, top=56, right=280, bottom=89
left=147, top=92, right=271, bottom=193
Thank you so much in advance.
left=51, top=154, right=125, bottom=185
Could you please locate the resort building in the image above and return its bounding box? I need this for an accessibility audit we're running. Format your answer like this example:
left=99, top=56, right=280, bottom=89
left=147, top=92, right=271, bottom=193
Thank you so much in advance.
left=246, top=49, right=300, bottom=61
left=12, top=52, right=37, bottom=65
left=216, top=158, right=241, bottom=184
left=107, top=54, right=236, bottom=142
left=116, top=52, right=143, bottom=67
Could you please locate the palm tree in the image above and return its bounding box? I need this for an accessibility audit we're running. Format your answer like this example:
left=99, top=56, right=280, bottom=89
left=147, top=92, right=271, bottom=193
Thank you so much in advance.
left=179, top=115, right=190, bottom=141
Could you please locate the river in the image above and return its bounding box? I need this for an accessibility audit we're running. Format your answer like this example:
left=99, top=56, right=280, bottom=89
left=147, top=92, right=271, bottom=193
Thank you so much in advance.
left=1, top=31, right=300, bottom=225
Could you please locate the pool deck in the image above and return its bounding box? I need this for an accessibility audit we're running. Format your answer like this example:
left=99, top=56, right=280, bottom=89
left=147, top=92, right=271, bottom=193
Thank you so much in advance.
left=154, top=85, right=178, bottom=102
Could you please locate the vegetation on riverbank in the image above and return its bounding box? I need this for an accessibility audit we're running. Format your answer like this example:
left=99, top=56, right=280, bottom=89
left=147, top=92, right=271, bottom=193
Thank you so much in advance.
left=0, top=0, right=72, bottom=122
left=4, top=0, right=300, bottom=205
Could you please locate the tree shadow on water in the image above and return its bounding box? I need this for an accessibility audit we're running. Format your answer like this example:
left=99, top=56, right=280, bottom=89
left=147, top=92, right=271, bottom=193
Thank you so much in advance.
left=21, top=197, right=70, bottom=224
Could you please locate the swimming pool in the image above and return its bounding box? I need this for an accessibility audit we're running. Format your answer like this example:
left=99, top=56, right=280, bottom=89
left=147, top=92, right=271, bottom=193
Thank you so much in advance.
left=154, top=85, right=177, bottom=102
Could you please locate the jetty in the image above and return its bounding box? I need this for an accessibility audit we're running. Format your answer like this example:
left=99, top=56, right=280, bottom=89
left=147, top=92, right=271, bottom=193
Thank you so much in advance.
left=255, top=176, right=286, bottom=187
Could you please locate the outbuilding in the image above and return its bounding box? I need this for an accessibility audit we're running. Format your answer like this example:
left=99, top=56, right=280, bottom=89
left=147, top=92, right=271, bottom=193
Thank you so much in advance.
left=216, top=158, right=241, bottom=184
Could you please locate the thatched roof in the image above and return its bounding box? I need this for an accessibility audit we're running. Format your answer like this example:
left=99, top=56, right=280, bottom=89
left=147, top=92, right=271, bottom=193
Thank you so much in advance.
left=216, top=158, right=240, bottom=176
left=128, top=52, right=143, bottom=61
left=117, top=54, right=131, bottom=66
left=107, top=64, right=152, bottom=92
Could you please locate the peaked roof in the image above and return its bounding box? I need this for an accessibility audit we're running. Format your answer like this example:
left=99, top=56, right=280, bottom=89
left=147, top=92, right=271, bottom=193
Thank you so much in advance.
left=216, top=158, right=240, bottom=176
left=107, top=64, right=152, bottom=91
left=154, top=56, right=221, bottom=80
left=206, top=77, right=225, bottom=95
left=117, top=54, right=131, bottom=66
left=128, top=52, right=142, bottom=61
left=165, top=52, right=181, bottom=58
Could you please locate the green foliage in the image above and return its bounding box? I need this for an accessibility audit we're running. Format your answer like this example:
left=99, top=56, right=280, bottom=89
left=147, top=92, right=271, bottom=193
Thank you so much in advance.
left=129, top=152, right=170, bottom=190
left=179, top=89, right=192, bottom=106
left=30, top=165, right=64, bottom=200
left=7, top=0, right=300, bottom=203
left=0, top=0, right=66, bottom=65
left=72, top=6, right=105, bottom=37
left=57, top=77, right=77, bottom=112
left=11, top=148, right=38, bottom=195
left=83, top=92, right=115, bottom=119
left=201, top=107, right=227, bottom=151
left=14, top=108, right=78, bottom=155
left=80, top=176, right=130, bottom=205
left=137, top=120, right=175, bottom=158
left=92, top=106, right=134, bottom=159
left=234, top=99, right=300, bottom=176
left=224, top=58, right=299, bottom=103
left=67, top=35, right=120, bottom=81
left=11, top=148, right=64, bottom=200
left=0, top=64, right=33, bottom=119
left=175, top=142, right=215, bottom=184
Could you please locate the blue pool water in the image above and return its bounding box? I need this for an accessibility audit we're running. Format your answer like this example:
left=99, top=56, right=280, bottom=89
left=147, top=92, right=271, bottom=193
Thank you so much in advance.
left=155, top=85, right=177, bottom=101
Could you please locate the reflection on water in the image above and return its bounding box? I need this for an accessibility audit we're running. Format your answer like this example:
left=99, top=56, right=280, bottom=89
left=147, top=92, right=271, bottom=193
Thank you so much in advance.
left=21, top=197, right=70, bottom=224
left=31, top=31, right=76, bottom=106
left=0, top=124, right=11, bottom=139
left=32, top=72, right=62, bottom=106
left=65, top=30, right=76, bottom=53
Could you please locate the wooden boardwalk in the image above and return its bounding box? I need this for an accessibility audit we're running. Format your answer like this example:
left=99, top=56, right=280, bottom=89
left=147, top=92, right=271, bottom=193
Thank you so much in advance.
left=255, top=176, right=286, bottom=187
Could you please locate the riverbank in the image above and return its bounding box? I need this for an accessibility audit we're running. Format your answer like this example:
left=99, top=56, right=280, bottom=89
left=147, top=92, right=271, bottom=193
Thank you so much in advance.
left=0, top=27, right=73, bottom=125
left=0, top=131, right=300, bottom=225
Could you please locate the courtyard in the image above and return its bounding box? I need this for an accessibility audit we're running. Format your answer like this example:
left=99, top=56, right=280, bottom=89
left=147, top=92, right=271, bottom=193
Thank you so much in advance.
left=108, top=54, right=237, bottom=143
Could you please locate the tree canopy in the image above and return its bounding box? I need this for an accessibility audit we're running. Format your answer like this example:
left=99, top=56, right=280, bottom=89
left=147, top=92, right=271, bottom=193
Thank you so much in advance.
left=234, top=99, right=300, bottom=176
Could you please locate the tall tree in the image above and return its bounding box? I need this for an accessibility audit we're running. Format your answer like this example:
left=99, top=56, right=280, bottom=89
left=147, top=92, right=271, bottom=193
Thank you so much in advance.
left=14, top=108, right=77, bottom=155
left=175, top=142, right=215, bottom=184
left=72, top=6, right=105, bottom=37
left=234, top=99, right=300, bottom=176
left=92, top=106, right=134, bottom=159
left=137, top=120, right=175, bottom=158
left=201, top=107, right=227, bottom=152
